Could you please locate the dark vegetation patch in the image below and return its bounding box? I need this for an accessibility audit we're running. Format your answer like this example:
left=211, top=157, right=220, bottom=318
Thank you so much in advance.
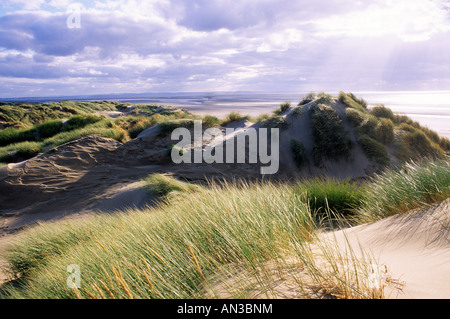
left=295, top=178, right=365, bottom=218
left=338, top=91, right=367, bottom=111
left=291, top=139, right=307, bottom=169
left=310, top=104, right=351, bottom=165
left=260, top=115, right=289, bottom=129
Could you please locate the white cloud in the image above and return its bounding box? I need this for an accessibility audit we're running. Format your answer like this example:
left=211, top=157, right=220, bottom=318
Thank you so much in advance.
left=312, top=0, right=450, bottom=42
left=4, top=0, right=46, bottom=10
left=1, top=0, right=450, bottom=96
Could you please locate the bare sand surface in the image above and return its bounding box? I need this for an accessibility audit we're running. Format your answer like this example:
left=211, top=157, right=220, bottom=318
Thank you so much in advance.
left=321, top=199, right=450, bottom=299
left=201, top=200, right=450, bottom=299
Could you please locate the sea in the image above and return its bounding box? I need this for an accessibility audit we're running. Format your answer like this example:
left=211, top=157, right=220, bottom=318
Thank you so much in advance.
left=1, top=91, right=449, bottom=138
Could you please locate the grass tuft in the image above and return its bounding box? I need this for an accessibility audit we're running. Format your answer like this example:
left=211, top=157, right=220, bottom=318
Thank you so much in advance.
left=0, top=141, right=42, bottom=162
left=298, top=92, right=316, bottom=106
left=311, top=104, right=351, bottom=165
left=370, top=105, right=395, bottom=121
left=221, top=112, right=250, bottom=125
left=395, top=130, right=444, bottom=162
left=291, top=139, right=307, bottom=169
left=202, top=115, right=221, bottom=128
left=274, top=101, right=291, bottom=115
left=260, top=115, right=289, bottom=129
left=295, top=179, right=365, bottom=218
left=338, top=92, right=366, bottom=111
left=358, top=134, right=389, bottom=165
left=357, top=159, right=450, bottom=223
left=143, top=174, right=201, bottom=197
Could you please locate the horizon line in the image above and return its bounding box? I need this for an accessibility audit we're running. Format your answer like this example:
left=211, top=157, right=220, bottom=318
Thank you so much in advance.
left=2, top=90, right=450, bottom=102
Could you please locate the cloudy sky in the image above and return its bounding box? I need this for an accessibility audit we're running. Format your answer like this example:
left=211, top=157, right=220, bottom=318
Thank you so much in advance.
left=0, top=0, right=450, bottom=97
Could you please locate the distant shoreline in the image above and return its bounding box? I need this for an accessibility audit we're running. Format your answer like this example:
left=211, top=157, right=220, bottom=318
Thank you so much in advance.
left=1, top=91, right=449, bottom=138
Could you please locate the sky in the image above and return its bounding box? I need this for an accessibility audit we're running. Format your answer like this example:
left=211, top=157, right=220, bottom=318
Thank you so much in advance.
left=0, top=0, right=450, bottom=97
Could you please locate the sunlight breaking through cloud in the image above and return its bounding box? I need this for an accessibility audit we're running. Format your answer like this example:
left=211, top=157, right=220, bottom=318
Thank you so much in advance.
left=0, top=0, right=449, bottom=96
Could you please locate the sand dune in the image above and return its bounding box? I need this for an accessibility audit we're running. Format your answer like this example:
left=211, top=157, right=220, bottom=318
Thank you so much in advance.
left=322, top=199, right=450, bottom=299
left=204, top=200, right=449, bottom=299
left=0, top=98, right=416, bottom=225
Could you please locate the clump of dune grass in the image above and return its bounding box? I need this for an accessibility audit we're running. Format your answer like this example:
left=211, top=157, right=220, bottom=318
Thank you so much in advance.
left=62, top=115, right=103, bottom=132
left=339, top=92, right=366, bottom=111
left=374, top=118, right=394, bottom=145
left=255, top=113, right=271, bottom=122
left=260, top=115, right=289, bottom=129
left=311, top=104, right=351, bottom=165
left=342, top=99, right=446, bottom=163
left=292, top=106, right=303, bottom=116
left=0, top=147, right=12, bottom=163
left=356, top=159, right=450, bottom=223
left=358, top=134, right=390, bottom=165
left=221, top=112, right=250, bottom=125
left=314, top=92, right=334, bottom=106
left=0, top=141, right=42, bottom=162
left=370, top=105, right=395, bottom=121
left=347, top=93, right=367, bottom=109
left=357, top=114, right=379, bottom=138
left=0, top=120, right=64, bottom=147
left=291, top=139, right=307, bottom=169
left=298, top=92, right=316, bottom=106
left=292, top=229, right=400, bottom=299
left=0, top=104, right=27, bottom=124
left=127, top=118, right=155, bottom=139
left=10, top=141, right=42, bottom=159
left=42, top=126, right=127, bottom=149
left=143, top=174, right=201, bottom=197
left=37, top=120, right=64, bottom=139
left=345, top=108, right=365, bottom=127
left=202, top=115, right=221, bottom=128
left=274, top=101, right=291, bottom=115
left=295, top=178, right=365, bottom=218
left=395, top=129, right=445, bottom=162
left=0, top=127, right=25, bottom=147
left=394, top=120, right=450, bottom=160
left=345, top=107, right=393, bottom=163
left=158, top=119, right=196, bottom=137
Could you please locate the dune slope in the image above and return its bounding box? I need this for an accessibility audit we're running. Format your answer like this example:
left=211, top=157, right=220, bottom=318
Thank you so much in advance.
left=322, top=199, right=450, bottom=299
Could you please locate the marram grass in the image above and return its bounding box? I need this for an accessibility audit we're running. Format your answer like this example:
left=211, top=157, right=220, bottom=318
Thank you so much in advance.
left=357, top=159, right=450, bottom=223
left=2, top=182, right=317, bottom=299
left=1, top=160, right=449, bottom=299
